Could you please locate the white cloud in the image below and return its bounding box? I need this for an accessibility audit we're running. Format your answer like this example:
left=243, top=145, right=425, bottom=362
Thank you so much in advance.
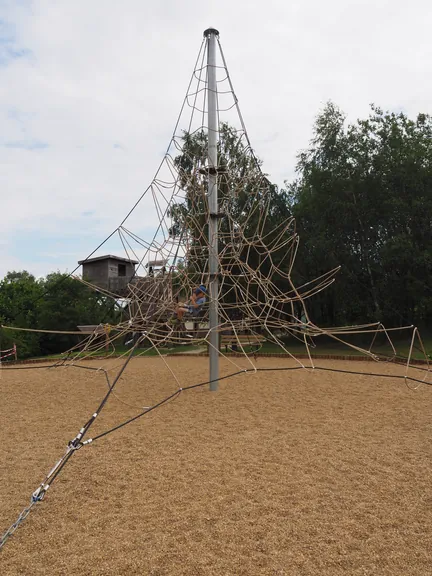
left=0, top=0, right=431, bottom=277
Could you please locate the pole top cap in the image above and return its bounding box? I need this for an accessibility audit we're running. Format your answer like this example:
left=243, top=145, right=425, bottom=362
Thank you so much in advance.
left=203, top=28, right=219, bottom=37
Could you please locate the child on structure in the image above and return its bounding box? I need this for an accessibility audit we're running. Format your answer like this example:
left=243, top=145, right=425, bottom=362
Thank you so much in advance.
left=172, top=285, right=207, bottom=323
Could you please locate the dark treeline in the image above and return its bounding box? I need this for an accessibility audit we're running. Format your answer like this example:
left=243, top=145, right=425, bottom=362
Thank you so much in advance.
left=287, top=103, right=432, bottom=329
left=0, top=272, right=117, bottom=358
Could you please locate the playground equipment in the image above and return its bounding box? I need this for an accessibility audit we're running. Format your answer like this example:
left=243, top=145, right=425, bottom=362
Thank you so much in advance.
left=1, top=28, right=431, bottom=552
left=0, top=343, right=17, bottom=363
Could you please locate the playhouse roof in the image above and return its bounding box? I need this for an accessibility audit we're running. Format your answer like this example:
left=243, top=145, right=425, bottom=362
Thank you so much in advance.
left=78, top=255, right=139, bottom=265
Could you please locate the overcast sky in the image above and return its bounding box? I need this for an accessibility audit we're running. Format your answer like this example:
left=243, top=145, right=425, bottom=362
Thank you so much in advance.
left=1, top=0, right=430, bottom=279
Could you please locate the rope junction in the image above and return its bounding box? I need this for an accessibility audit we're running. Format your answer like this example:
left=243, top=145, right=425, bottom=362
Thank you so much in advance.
left=1, top=32, right=431, bottom=550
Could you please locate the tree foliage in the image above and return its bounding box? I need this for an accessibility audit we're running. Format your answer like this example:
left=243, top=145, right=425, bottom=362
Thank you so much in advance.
left=287, top=103, right=432, bottom=327
left=0, top=271, right=43, bottom=357
left=170, top=123, right=292, bottom=311
left=0, top=272, right=117, bottom=358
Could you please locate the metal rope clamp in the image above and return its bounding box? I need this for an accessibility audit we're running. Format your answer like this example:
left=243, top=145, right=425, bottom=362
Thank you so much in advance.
left=68, top=437, right=84, bottom=451
left=32, top=485, right=48, bottom=503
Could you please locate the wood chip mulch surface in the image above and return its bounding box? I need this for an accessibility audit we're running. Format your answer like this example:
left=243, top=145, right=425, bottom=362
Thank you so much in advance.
left=0, top=357, right=430, bottom=575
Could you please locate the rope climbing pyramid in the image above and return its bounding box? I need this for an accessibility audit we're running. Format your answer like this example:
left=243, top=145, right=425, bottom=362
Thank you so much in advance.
left=1, top=28, right=431, bottom=551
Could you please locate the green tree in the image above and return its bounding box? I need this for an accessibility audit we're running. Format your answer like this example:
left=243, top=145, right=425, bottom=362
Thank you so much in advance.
left=0, top=271, right=119, bottom=358
left=38, top=273, right=118, bottom=355
left=170, top=123, right=292, bottom=317
left=0, top=271, right=43, bottom=357
left=288, top=103, right=432, bottom=327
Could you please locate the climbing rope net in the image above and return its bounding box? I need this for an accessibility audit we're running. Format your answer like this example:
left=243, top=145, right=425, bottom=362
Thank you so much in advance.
left=1, top=32, right=431, bottom=550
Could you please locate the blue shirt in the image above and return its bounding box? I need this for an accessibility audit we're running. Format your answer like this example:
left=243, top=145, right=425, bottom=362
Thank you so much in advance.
left=188, top=296, right=206, bottom=316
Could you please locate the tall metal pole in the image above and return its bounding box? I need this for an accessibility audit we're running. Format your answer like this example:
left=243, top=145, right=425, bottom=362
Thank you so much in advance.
left=204, top=28, right=219, bottom=391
